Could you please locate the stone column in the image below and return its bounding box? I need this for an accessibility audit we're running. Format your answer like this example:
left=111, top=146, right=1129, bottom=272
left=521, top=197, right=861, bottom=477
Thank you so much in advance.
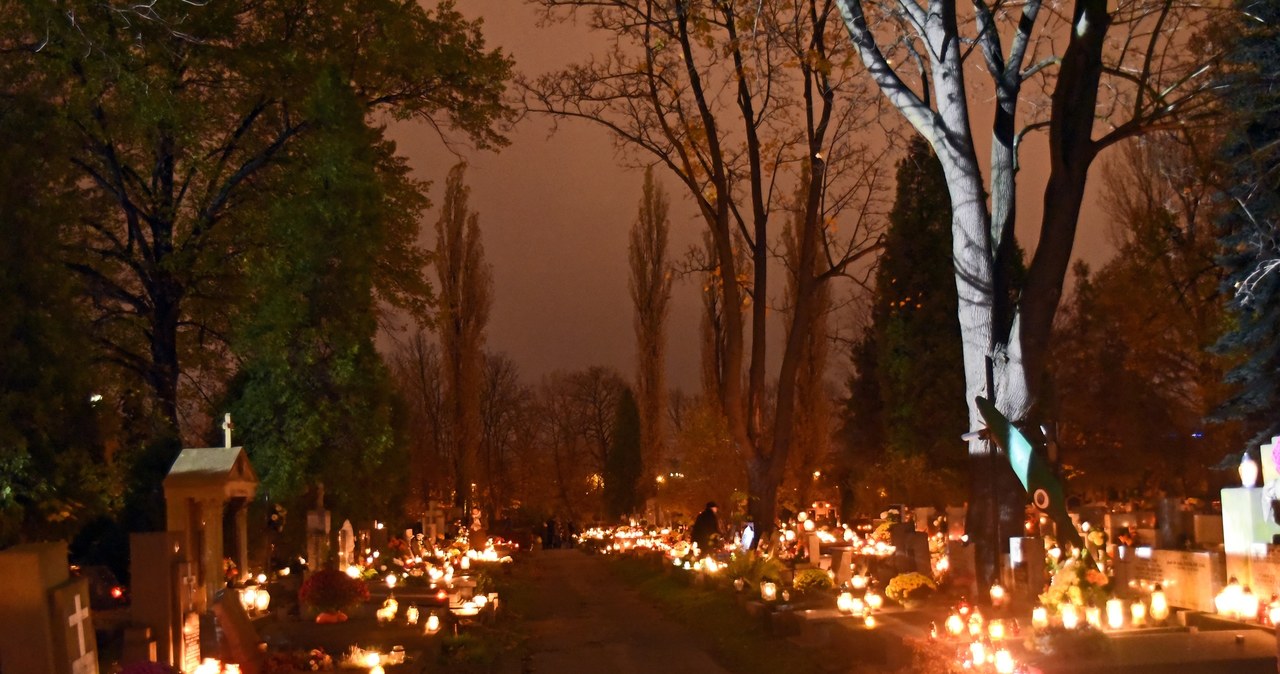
left=236, top=502, right=250, bottom=575
left=202, top=497, right=225, bottom=608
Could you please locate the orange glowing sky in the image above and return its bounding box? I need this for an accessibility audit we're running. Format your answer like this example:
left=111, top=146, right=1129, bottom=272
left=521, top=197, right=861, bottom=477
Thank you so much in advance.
left=388, top=0, right=1116, bottom=391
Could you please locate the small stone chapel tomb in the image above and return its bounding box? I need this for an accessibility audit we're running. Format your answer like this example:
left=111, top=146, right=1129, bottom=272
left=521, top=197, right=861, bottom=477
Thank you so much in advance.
left=164, top=415, right=259, bottom=612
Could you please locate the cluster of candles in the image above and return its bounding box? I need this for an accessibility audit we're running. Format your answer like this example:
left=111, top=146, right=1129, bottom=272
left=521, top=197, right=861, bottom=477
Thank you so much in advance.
left=935, top=600, right=1021, bottom=673
left=1028, top=586, right=1169, bottom=631
left=349, top=646, right=406, bottom=674
left=237, top=584, right=271, bottom=615
left=833, top=573, right=882, bottom=627
left=1214, top=578, right=1280, bottom=623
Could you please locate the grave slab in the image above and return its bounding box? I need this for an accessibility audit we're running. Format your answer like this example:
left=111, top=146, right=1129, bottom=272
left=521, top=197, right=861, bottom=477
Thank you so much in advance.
left=1026, top=629, right=1275, bottom=674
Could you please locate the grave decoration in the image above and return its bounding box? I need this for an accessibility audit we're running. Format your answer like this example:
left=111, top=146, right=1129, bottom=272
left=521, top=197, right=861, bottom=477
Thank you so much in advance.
left=930, top=598, right=1028, bottom=672
left=886, top=571, right=936, bottom=607
left=298, top=568, right=369, bottom=622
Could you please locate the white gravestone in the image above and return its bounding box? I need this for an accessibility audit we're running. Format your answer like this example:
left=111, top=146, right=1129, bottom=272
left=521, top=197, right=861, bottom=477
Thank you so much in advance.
left=1125, top=548, right=1222, bottom=613
left=339, top=519, right=355, bottom=568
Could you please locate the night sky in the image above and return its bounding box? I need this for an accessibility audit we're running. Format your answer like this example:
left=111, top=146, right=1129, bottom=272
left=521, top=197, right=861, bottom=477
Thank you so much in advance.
left=387, top=0, right=1116, bottom=391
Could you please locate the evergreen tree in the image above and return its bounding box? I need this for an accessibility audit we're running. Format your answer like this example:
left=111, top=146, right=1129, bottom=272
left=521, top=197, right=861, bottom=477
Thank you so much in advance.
left=227, top=72, right=414, bottom=519
left=838, top=139, right=966, bottom=511
left=1214, top=0, right=1280, bottom=446
left=871, top=138, right=966, bottom=470
left=605, top=388, right=644, bottom=520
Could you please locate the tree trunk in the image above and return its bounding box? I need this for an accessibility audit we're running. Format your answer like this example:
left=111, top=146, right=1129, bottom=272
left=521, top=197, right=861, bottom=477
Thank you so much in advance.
left=148, top=278, right=184, bottom=443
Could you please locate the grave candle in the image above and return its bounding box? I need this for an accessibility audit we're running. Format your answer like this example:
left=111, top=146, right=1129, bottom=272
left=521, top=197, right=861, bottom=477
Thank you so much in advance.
left=837, top=592, right=854, bottom=613
left=968, top=611, right=983, bottom=637
left=945, top=613, right=964, bottom=636
left=1032, top=606, right=1049, bottom=630
left=761, top=582, right=778, bottom=602
left=1150, top=586, right=1169, bottom=622
left=865, top=590, right=883, bottom=611
left=969, top=641, right=986, bottom=664
left=1107, top=598, right=1125, bottom=629
left=994, top=650, right=1015, bottom=674
left=1241, top=587, right=1260, bottom=621
left=990, top=583, right=1006, bottom=607
left=988, top=619, right=1005, bottom=641
left=1241, top=452, right=1259, bottom=487
left=1131, top=601, right=1146, bottom=626
left=1086, top=606, right=1102, bottom=628
left=1061, top=604, right=1080, bottom=629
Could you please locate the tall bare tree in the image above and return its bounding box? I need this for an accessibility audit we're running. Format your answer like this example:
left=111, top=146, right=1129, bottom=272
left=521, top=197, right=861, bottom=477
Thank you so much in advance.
left=435, top=163, right=493, bottom=511
left=393, top=332, right=449, bottom=516
left=528, top=0, right=884, bottom=534
left=480, top=353, right=532, bottom=515
left=834, top=0, right=1222, bottom=580
left=782, top=169, right=835, bottom=510
left=630, top=167, right=674, bottom=495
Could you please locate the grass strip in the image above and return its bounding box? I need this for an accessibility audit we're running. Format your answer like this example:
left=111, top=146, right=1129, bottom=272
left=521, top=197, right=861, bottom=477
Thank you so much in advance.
left=605, top=555, right=828, bottom=674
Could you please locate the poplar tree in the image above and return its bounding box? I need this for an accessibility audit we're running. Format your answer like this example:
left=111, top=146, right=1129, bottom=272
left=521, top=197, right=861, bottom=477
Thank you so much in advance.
left=629, top=167, right=673, bottom=495
left=435, top=164, right=493, bottom=512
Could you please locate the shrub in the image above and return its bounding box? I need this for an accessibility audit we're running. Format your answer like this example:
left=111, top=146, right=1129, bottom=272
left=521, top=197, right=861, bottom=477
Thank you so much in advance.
left=792, top=568, right=834, bottom=594
left=298, top=569, right=369, bottom=613
left=886, top=572, right=936, bottom=604
left=722, top=551, right=785, bottom=586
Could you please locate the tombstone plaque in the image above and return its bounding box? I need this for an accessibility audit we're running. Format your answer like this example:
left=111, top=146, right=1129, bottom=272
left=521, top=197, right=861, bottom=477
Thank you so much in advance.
left=51, top=579, right=99, bottom=674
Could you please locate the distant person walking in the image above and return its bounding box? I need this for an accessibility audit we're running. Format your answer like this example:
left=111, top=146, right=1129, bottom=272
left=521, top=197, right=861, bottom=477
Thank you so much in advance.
left=545, top=517, right=560, bottom=549
left=690, top=502, right=721, bottom=555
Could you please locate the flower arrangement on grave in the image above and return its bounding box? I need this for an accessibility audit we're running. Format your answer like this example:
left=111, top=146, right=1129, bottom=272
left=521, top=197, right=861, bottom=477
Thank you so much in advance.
left=298, top=568, right=369, bottom=618
left=1087, top=529, right=1108, bottom=548
left=792, top=568, right=835, bottom=596
left=1038, top=549, right=1109, bottom=611
left=871, top=521, right=894, bottom=544
left=265, top=648, right=334, bottom=673
left=886, top=572, right=937, bottom=605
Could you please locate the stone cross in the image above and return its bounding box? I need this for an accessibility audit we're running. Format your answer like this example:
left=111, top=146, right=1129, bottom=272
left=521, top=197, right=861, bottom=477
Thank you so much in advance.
left=222, top=413, right=234, bottom=448
left=67, top=594, right=94, bottom=674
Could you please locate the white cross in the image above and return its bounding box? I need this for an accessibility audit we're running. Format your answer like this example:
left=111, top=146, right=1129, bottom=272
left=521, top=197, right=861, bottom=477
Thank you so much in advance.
left=68, top=593, right=90, bottom=658
left=222, top=413, right=234, bottom=448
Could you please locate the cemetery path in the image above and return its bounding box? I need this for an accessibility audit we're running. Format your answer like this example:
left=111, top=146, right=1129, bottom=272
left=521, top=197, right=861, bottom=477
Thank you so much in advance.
left=511, top=549, right=732, bottom=674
